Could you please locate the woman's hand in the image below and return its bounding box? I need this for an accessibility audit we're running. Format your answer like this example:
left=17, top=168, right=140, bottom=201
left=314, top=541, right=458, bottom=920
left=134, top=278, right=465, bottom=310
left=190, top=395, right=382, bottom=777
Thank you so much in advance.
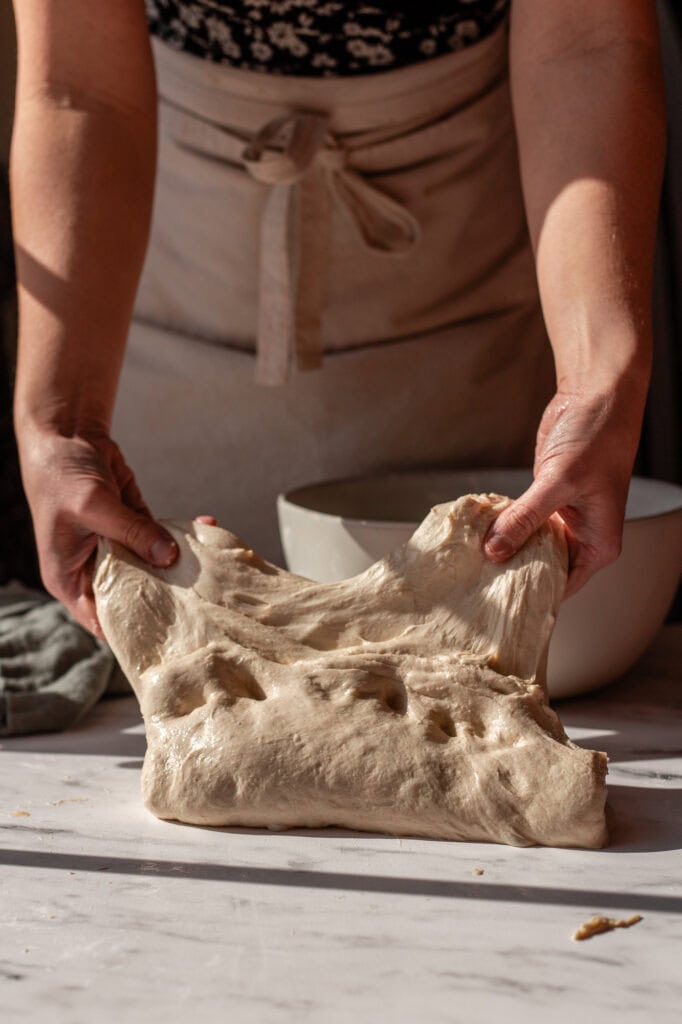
left=19, top=427, right=178, bottom=638
left=484, top=374, right=648, bottom=597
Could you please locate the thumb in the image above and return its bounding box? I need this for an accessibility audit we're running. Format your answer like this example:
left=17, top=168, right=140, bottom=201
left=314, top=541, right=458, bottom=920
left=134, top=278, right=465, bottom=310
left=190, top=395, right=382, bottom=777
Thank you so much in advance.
left=484, top=482, right=559, bottom=562
left=85, top=489, right=178, bottom=568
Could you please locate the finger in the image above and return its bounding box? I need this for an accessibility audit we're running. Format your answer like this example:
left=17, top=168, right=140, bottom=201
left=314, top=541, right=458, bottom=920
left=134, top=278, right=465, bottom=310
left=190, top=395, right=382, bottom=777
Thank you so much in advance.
left=562, top=533, right=621, bottom=599
left=118, top=470, right=150, bottom=517
left=110, top=449, right=152, bottom=516
left=562, top=532, right=601, bottom=596
left=81, top=488, right=178, bottom=568
left=43, top=574, right=103, bottom=639
left=484, top=482, right=561, bottom=562
left=73, top=591, right=105, bottom=640
left=563, top=562, right=594, bottom=600
left=194, top=515, right=218, bottom=525
left=45, top=548, right=106, bottom=639
left=41, top=589, right=102, bottom=640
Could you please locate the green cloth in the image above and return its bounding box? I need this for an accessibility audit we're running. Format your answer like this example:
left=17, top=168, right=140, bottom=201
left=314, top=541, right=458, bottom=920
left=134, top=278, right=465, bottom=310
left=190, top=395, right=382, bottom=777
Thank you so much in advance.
left=0, top=582, right=130, bottom=737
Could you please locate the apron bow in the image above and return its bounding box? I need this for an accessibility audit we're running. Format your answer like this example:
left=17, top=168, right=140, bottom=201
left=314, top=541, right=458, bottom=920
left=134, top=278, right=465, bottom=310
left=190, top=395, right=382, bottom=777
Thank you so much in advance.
left=241, top=111, right=421, bottom=385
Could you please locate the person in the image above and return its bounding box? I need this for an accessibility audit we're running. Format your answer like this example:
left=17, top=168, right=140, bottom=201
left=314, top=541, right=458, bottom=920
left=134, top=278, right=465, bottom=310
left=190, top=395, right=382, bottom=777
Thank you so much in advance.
left=10, top=1, right=665, bottom=639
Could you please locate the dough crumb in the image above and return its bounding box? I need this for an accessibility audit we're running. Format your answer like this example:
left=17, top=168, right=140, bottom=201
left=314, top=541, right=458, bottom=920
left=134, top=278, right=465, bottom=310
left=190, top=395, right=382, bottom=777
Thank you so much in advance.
left=10, top=810, right=30, bottom=818
left=572, top=914, right=642, bottom=941
left=472, top=868, right=485, bottom=876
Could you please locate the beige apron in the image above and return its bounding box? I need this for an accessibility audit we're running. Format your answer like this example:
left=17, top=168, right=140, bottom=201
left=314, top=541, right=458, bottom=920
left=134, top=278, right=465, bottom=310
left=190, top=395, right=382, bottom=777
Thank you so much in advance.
left=113, top=23, right=555, bottom=562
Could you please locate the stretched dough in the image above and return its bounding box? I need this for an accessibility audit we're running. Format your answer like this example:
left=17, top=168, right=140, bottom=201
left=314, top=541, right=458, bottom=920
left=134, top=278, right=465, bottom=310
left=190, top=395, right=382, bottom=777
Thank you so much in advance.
left=94, top=494, right=608, bottom=848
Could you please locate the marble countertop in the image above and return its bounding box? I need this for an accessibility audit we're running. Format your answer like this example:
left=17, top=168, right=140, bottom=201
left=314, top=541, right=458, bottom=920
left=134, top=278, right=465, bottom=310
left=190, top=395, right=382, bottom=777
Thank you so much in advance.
left=2, top=626, right=681, bottom=1024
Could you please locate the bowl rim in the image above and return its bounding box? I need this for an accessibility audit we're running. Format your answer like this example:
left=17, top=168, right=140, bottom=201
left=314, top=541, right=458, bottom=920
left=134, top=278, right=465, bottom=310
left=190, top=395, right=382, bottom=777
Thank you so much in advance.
left=278, top=469, right=682, bottom=529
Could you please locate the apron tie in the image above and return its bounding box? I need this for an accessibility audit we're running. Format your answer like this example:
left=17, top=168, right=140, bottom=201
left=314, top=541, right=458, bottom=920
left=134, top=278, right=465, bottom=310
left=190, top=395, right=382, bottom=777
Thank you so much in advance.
left=242, top=111, right=421, bottom=386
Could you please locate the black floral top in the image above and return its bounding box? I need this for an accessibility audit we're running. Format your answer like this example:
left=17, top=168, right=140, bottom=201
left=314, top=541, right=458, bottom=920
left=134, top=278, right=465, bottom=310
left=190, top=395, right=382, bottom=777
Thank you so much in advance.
left=145, top=0, right=511, bottom=77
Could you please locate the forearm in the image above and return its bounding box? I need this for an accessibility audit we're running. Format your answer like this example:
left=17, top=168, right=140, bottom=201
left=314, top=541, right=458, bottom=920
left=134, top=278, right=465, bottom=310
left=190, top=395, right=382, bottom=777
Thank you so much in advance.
left=510, top=21, right=666, bottom=398
left=485, top=7, right=667, bottom=585
left=11, top=91, right=156, bottom=439
left=6, top=2, right=176, bottom=629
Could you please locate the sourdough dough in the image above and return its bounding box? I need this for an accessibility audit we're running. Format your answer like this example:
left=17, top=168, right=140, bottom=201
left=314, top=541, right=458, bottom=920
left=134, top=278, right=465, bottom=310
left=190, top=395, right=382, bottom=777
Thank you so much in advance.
left=93, top=494, right=608, bottom=848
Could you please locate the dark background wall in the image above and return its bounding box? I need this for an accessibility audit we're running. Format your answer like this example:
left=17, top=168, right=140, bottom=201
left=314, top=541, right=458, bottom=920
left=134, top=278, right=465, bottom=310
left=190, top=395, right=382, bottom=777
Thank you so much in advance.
left=0, top=1, right=680, bottom=597
left=0, top=2, right=37, bottom=587
left=0, top=1, right=15, bottom=161
left=639, top=0, right=682, bottom=487
left=638, top=1, right=682, bottom=617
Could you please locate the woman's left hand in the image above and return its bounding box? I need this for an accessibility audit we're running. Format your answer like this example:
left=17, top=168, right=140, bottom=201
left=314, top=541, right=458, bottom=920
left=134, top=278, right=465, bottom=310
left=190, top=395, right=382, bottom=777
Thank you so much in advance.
left=483, top=374, right=648, bottom=597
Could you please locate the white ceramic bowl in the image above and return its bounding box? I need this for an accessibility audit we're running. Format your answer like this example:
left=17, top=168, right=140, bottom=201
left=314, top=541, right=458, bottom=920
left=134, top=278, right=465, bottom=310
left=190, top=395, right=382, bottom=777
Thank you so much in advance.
left=277, top=470, right=682, bottom=699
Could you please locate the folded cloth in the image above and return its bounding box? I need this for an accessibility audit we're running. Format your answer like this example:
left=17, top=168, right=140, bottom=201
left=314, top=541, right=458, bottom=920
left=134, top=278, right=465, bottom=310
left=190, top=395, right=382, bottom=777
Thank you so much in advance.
left=0, top=582, right=129, bottom=737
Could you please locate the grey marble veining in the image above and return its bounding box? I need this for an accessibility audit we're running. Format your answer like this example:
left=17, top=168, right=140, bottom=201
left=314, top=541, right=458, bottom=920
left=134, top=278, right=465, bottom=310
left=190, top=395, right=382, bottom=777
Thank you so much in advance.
left=2, top=627, right=681, bottom=1024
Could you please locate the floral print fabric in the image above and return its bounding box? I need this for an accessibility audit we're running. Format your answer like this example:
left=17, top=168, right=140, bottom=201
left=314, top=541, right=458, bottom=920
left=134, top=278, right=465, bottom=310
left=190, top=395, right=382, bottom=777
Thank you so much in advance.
left=145, top=0, right=510, bottom=77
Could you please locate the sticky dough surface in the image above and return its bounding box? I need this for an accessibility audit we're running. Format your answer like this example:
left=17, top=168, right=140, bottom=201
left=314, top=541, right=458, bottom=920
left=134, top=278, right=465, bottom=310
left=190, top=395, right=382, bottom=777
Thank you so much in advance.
left=94, top=494, right=608, bottom=849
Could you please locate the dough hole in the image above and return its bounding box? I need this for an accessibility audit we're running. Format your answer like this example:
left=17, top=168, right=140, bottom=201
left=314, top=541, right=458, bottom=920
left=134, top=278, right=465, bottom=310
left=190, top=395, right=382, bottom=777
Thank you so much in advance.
left=350, top=672, right=408, bottom=715
left=496, top=766, right=516, bottom=793
left=424, top=707, right=457, bottom=743
left=207, top=655, right=267, bottom=704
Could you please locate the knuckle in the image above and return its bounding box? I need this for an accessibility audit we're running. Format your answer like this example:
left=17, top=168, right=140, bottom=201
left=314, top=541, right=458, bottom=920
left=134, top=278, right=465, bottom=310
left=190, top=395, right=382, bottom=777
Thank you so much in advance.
left=576, top=535, right=622, bottom=577
left=40, top=566, right=60, bottom=599
left=69, top=484, right=103, bottom=522
left=115, top=461, right=135, bottom=490
left=506, top=502, right=541, bottom=538
left=39, top=562, right=68, bottom=604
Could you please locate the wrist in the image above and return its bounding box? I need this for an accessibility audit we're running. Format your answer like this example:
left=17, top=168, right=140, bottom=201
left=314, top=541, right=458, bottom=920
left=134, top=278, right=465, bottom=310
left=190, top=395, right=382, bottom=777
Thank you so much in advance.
left=13, top=407, right=112, bottom=478
left=12, top=322, right=122, bottom=444
left=553, top=331, right=651, bottom=405
left=13, top=392, right=112, bottom=444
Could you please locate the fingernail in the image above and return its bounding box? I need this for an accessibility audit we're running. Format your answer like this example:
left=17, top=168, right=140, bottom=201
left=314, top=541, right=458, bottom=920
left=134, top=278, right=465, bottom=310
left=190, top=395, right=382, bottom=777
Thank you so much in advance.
left=150, top=539, right=177, bottom=566
left=485, top=534, right=513, bottom=559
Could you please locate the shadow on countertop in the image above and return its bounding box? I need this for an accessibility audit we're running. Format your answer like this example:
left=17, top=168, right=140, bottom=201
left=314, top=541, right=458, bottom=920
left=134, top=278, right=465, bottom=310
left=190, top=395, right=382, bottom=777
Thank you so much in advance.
left=0, top=843, right=680, bottom=917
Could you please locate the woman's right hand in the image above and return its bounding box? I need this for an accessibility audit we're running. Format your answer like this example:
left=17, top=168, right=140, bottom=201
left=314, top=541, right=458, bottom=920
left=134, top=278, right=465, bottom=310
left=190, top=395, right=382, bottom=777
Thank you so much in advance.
left=18, top=426, right=178, bottom=639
